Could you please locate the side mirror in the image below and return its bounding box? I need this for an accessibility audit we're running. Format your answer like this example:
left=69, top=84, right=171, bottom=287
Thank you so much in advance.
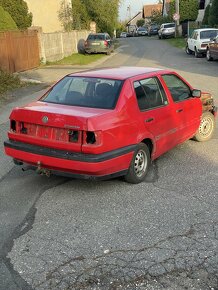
left=192, top=89, right=201, bottom=98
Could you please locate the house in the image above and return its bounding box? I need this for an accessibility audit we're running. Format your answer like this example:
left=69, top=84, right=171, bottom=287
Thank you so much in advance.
left=25, top=0, right=71, bottom=33
left=196, top=0, right=211, bottom=22
left=142, top=4, right=163, bottom=24
left=126, top=11, right=143, bottom=34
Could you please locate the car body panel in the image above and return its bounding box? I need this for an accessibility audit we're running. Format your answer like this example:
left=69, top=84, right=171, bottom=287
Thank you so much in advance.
left=4, top=67, right=216, bottom=180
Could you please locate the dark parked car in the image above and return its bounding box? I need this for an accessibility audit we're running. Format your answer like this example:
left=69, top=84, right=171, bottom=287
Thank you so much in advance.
left=84, top=33, right=114, bottom=55
left=4, top=67, right=217, bottom=184
left=206, top=35, right=218, bottom=61
left=148, top=24, right=159, bottom=36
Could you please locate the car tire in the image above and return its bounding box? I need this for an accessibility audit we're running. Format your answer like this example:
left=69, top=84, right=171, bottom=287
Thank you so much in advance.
left=185, top=44, right=192, bottom=55
left=124, top=143, right=151, bottom=184
left=193, top=112, right=215, bottom=142
left=194, top=47, right=201, bottom=58
left=206, top=49, right=213, bottom=61
left=158, top=35, right=161, bottom=39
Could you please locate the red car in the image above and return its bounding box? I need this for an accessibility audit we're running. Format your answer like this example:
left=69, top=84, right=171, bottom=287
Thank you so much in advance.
left=4, top=67, right=217, bottom=183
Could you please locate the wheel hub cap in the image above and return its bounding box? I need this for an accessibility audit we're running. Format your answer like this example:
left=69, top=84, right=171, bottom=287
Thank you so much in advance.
left=134, top=150, right=147, bottom=177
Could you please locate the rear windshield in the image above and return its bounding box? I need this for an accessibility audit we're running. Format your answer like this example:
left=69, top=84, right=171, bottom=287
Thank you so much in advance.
left=41, top=76, right=123, bottom=109
left=87, top=34, right=105, bottom=40
left=164, top=23, right=175, bottom=28
left=200, top=30, right=218, bottom=39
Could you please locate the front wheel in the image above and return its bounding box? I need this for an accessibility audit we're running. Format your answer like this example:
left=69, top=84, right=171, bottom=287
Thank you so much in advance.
left=124, top=143, right=151, bottom=184
left=193, top=112, right=215, bottom=142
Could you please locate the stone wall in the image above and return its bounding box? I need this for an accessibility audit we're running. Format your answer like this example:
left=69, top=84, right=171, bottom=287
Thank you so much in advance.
left=39, top=30, right=91, bottom=63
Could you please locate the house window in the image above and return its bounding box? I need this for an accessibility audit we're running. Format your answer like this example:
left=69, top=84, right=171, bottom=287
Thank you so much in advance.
left=199, top=0, right=205, bottom=9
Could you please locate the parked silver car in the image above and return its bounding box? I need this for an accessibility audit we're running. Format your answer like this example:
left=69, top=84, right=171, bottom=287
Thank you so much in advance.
left=158, top=23, right=175, bottom=39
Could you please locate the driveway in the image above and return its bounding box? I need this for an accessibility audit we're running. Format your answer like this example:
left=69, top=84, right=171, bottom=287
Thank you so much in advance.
left=0, top=36, right=218, bottom=290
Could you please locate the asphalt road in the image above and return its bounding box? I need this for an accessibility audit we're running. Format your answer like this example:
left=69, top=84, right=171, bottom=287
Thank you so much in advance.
left=0, top=36, right=218, bottom=290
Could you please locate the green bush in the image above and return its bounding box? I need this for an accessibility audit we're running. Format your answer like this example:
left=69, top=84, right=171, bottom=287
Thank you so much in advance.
left=0, top=5, right=17, bottom=31
left=0, top=69, right=21, bottom=95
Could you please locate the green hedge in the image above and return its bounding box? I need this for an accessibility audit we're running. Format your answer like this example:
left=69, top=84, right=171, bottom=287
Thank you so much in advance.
left=0, top=5, right=17, bottom=31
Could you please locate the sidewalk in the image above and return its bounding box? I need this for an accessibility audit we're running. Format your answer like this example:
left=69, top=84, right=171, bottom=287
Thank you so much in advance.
left=0, top=52, right=118, bottom=124
left=17, top=52, right=116, bottom=84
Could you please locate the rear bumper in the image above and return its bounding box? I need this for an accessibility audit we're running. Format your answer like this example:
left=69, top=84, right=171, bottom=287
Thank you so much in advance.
left=4, top=139, right=135, bottom=179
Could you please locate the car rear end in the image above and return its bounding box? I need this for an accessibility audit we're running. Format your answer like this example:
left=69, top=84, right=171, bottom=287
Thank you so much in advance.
left=84, top=33, right=111, bottom=54
left=4, top=75, right=134, bottom=179
left=160, top=23, right=175, bottom=38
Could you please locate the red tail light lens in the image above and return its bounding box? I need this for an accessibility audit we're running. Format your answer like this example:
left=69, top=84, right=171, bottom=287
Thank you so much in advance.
left=104, top=40, right=108, bottom=46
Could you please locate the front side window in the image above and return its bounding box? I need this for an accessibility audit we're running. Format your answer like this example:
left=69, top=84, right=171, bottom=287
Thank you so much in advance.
left=162, top=74, right=191, bottom=102
left=41, top=76, right=123, bottom=109
left=134, top=77, right=168, bottom=111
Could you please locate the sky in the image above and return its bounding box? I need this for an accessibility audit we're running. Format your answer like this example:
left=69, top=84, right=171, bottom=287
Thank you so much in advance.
left=119, top=0, right=157, bottom=21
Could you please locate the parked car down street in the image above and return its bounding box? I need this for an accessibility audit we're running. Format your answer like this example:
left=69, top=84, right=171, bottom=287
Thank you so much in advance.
left=136, top=26, right=148, bottom=36
left=148, top=24, right=159, bottom=36
left=158, top=23, right=175, bottom=39
left=4, top=67, right=217, bottom=184
left=186, top=28, right=218, bottom=57
left=206, top=35, right=218, bottom=61
left=84, top=33, right=114, bottom=55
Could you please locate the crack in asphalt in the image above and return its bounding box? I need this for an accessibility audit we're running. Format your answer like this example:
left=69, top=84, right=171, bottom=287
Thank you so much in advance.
left=17, top=221, right=217, bottom=290
left=0, top=178, right=69, bottom=290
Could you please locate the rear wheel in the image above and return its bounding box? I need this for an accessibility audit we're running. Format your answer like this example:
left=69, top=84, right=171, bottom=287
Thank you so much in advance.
left=124, top=143, right=151, bottom=184
left=193, top=112, right=215, bottom=142
left=194, top=47, right=201, bottom=58
left=206, top=49, right=213, bottom=61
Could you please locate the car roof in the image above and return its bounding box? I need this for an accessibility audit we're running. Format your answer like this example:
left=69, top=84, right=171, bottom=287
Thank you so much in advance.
left=69, top=67, right=170, bottom=80
left=193, top=28, right=218, bottom=32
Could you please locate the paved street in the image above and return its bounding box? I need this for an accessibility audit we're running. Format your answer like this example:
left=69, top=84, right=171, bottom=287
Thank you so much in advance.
left=0, top=36, right=218, bottom=290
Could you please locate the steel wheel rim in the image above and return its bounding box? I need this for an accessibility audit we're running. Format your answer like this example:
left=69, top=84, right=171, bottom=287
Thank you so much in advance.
left=134, top=150, right=147, bottom=177
left=199, top=116, right=213, bottom=137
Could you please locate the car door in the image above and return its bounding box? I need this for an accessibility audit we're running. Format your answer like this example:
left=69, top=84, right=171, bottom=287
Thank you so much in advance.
left=210, top=36, right=218, bottom=58
left=188, top=31, right=197, bottom=52
left=161, top=73, right=202, bottom=142
left=133, top=77, right=180, bottom=158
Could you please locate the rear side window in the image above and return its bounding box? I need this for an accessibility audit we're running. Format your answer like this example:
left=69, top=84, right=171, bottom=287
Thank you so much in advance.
left=200, top=30, right=218, bottom=39
left=162, top=74, right=191, bottom=102
left=41, top=76, right=123, bottom=109
left=134, top=77, right=168, bottom=111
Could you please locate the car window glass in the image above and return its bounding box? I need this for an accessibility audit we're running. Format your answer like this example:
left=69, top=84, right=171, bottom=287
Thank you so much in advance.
left=200, top=30, right=218, bottom=39
left=134, top=77, right=167, bottom=111
left=162, top=74, right=192, bottom=102
left=41, top=76, right=123, bottom=110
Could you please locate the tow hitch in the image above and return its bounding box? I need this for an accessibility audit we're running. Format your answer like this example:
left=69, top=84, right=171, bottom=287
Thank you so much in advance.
left=36, top=161, right=51, bottom=177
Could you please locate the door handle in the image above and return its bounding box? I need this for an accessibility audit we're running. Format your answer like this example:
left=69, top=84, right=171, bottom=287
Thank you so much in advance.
left=176, top=109, right=183, bottom=113
left=145, top=117, right=154, bottom=123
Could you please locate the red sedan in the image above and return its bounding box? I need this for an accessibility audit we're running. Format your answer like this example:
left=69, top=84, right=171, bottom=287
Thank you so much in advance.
left=4, top=67, right=217, bottom=183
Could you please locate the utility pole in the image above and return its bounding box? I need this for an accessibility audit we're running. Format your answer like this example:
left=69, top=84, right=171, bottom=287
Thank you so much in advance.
left=175, top=0, right=180, bottom=37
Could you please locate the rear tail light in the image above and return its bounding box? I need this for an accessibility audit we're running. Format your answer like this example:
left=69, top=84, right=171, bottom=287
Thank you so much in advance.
left=84, top=41, right=88, bottom=47
left=20, top=122, right=27, bottom=134
left=201, top=43, right=207, bottom=48
left=10, top=120, right=16, bottom=132
left=104, top=40, right=108, bottom=47
left=83, top=131, right=102, bottom=145
left=68, top=130, right=79, bottom=143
